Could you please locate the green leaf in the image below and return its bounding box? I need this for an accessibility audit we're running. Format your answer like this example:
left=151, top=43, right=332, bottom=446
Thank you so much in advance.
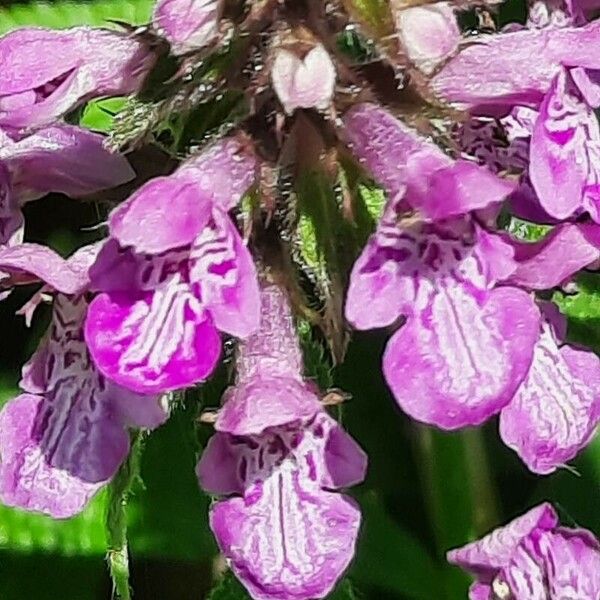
left=80, top=98, right=127, bottom=133
left=0, top=0, right=154, bottom=34
left=553, top=272, right=600, bottom=353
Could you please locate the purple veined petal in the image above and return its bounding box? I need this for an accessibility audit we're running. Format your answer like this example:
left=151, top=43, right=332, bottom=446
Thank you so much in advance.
left=529, top=70, right=592, bottom=220
left=215, top=377, right=322, bottom=436
left=394, top=3, right=460, bottom=75
left=109, top=176, right=213, bottom=255
left=475, top=228, right=517, bottom=283
left=404, top=152, right=515, bottom=219
left=153, top=0, right=222, bottom=55
left=498, top=536, right=547, bottom=600
left=177, top=137, right=259, bottom=212
left=447, top=503, right=558, bottom=577
left=210, top=486, right=361, bottom=600
left=85, top=287, right=221, bottom=394
left=190, top=206, right=260, bottom=338
left=343, top=103, right=430, bottom=200
left=0, top=27, right=155, bottom=130
left=432, top=20, right=600, bottom=109
left=345, top=194, right=417, bottom=330
left=383, top=285, right=540, bottom=429
left=570, top=67, right=600, bottom=108
left=499, top=324, right=600, bottom=474
left=320, top=413, right=368, bottom=489
left=0, top=242, right=93, bottom=294
left=0, top=160, right=23, bottom=248
left=87, top=239, right=144, bottom=293
left=1, top=125, right=135, bottom=201
left=271, top=43, right=336, bottom=114
left=541, top=529, right=600, bottom=597
left=539, top=300, right=568, bottom=342
left=0, top=394, right=105, bottom=518
left=508, top=223, right=600, bottom=290
left=195, top=432, right=244, bottom=495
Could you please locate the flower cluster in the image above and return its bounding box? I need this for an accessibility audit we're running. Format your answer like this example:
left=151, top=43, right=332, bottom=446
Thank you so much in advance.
left=1, top=0, right=600, bottom=597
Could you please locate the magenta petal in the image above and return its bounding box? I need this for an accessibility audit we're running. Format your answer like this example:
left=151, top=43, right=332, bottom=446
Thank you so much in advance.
left=322, top=415, right=368, bottom=489
left=109, top=177, right=212, bottom=254
left=210, top=489, right=360, bottom=600
left=383, top=286, right=540, bottom=429
left=447, top=503, right=558, bottom=577
left=216, top=377, right=321, bottom=436
left=529, top=71, right=589, bottom=220
left=191, top=207, right=260, bottom=338
left=500, top=326, right=600, bottom=474
left=177, top=137, right=258, bottom=211
left=2, top=125, right=135, bottom=199
left=405, top=155, right=515, bottom=219
left=0, top=242, right=92, bottom=294
left=508, top=224, right=600, bottom=290
left=85, top=289, right=221, bottom=394
left=195, top=432, right=244, bottom=496
left=0, top=394, right=105, bottom=518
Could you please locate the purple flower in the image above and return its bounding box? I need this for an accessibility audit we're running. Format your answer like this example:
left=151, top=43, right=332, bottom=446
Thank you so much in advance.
left=153, top=0, right=222, bottom=55
left=0, top=124, right=135, bottom=248
left=197, top=284, right=367, bottom=600
left=271, top=42, right=336, bottom=114
left=84, top=137, right=260, bottom=394
left=393, top=3, right=460, bottom=75
left=344, top=104, right=539, bottom=430
left=0, top=244, right=165, bottom=518
left=448, top=503, right=600, bottom=598
left=344, top=104, right=600, bottom=472
left=0, top=27, right=155, bottom=131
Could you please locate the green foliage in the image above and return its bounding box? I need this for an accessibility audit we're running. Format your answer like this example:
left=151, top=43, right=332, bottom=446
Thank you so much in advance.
left=0, top=0, right=154, bottom=34
left=554, top=272, right=600, bottom=353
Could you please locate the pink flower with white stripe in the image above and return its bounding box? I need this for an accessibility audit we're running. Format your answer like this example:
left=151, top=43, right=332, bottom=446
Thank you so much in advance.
left=84, top=137, right=261, bottom=394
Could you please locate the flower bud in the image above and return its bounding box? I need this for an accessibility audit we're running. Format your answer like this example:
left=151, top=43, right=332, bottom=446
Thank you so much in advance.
left=153, top=0, right=222, bottom=55
left=393, top=2, right=460, bottom=74
left=271, top=35, right=336, bottom=114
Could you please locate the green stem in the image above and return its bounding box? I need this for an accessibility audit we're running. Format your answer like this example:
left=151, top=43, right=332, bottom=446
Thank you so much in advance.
left=106, top=431, right=144, bottom=600
left=462, top=428, right=500, bottom=535
left=413, top=425, right=500, bottom=597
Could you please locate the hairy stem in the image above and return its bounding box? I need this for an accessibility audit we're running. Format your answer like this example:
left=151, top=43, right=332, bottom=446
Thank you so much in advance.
left=106, top=431, right=144, bottom=600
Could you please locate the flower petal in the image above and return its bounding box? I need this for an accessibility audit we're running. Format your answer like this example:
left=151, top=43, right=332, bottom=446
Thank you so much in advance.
left=508, top=223, right=600, bottom=290
left=85, top=288, right=221, bottom=394
left=216, top=377, right=321, bottom=436
left=177, top=137, right=258, bottom=211
left=210, top=488, right=360, bottom=600
left=500, top=325, right=600, bottom=474
left=109, top=176, right=213, bottom=255
left=529, top=70, right=592, bottom=220
left=0, top=242, right=93, bottom=294
left=447, top=503, right=558, bottom=577
left=2, top=125, right=135, bottom=200
left=195, top=432, right=244, bottom=495
left=0, top=394, right=105, bottom=518
left=190, top=206, right=260, bottom=338
left=383, top=286, right=540, bottom=429
left=432, top=21, right=600, bottom=109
